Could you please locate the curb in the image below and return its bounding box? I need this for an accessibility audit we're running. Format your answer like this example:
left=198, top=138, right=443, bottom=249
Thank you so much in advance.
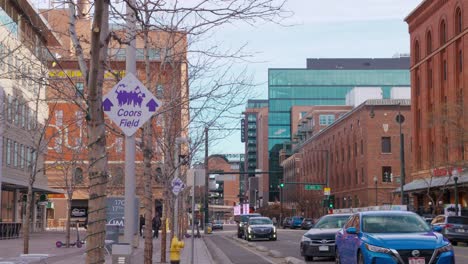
left=203, top=236, right=234, bottom=264
left=284, top=256, right=306, bottom=264
left=267, top=249, right=283, bottom=258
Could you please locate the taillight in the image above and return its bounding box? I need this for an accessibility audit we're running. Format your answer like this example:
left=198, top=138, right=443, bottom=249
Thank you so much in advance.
left=444, top=224, right=454, bottom=228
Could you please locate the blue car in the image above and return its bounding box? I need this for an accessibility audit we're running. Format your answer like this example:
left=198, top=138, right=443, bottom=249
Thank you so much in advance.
left=335, top=211, right=455, bottom=264
left=291, top=216, right=304, bottom=229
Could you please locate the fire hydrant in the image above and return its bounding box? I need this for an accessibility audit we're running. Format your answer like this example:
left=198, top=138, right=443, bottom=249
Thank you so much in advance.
left=170, top=236, right=185, bottom=264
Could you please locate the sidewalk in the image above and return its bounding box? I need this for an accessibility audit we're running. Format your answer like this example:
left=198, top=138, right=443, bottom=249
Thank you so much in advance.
left=0, top=230, right=215, bottom=263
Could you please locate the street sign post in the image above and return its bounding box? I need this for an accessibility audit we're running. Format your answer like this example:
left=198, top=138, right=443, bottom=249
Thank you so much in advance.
left=304, top=185, right=322, bottom=191
left=324, top=187, right=331, bottom=195
left=102, top=72, right=161, bottom=136
left=102, top=72, right=161, bottom=245
left=172, top=177, right=185, bottom=196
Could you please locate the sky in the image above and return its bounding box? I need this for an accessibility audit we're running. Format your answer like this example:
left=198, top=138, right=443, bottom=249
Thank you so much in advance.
left=208, top=0, right=424, bottom=155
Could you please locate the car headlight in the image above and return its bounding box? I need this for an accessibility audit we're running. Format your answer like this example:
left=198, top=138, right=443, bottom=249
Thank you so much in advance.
left=301, top=236, right=312, bottom=242
left=365, top=243, right=392, bottom=254
left=437, top=243, right=453, bottom=253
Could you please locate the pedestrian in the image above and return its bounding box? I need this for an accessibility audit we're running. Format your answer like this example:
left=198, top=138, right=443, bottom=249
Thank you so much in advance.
left=152, top=213, right=161, bottom=238
left=272, top=216, right=277, bottom=227
left=139, top=215, right=145, bottom=236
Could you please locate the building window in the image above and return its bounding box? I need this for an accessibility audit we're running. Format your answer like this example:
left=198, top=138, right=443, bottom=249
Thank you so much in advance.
left=20, top=145, right=25, bottom=169
left=361, top=167, right=365, bottom=183
left=360, top=140, right=363, bottom=155
left=443, top=60, right=447, bottom=80
left=6, top=139, right=11, bottom=165
left=459, top=50, right=463, bottom=73
left=55, top=110, right=63, bottom=127
left=13, top=141, right=18, bottom=167
left=355, top=169, right=358, bottom=185
left=319, top=114, right=335, bottom=125
left=74, top=167, right=84, bottom=184
left=456, top=8, right=463, bottom=34
left=382, top=166, right=392, bottom=182
left=414, top=40, right=420, bottom=62
left=427, top=31, right=432, bottom=54
left=428, top=67, right=432, bottom=89
left=76, top=82, right=84, bottom=97
left=381, top=137, right=391, bottom=153
left=440, top=20, right=447, bottom=45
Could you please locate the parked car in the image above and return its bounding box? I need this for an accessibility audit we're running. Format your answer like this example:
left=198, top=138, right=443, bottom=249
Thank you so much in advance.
left=335, top=211, right=454, bottom=264
left=244, top=216, right=277, bottom=241
left=212, top=220, right=223, bottom=230
left=300, top=213, right=351, bottom=262
left=282, top=217, right=292, bottom=229
left=431, top=214, right=468, bottom=245
left=235, top=213, right=261, bottom=238
left=291, top=216, right=304, bottom=229
left=422, top=214, right=436, bottom=224
left=301, top=218, right=314, bottom=230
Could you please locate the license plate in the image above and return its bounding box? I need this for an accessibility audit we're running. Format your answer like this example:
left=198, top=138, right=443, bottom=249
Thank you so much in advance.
left=456, top=229, right=465, bottom=233
left=409, top=257, right=425, bottom=264
left=318, top=245, right=329, bottom=251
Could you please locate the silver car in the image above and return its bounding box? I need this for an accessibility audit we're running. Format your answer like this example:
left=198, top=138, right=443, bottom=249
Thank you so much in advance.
left=431, top=214, right=468, bottom=245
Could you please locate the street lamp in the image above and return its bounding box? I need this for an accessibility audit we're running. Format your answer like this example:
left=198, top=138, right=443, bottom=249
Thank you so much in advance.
left=373, top=176, right=378, bottom=206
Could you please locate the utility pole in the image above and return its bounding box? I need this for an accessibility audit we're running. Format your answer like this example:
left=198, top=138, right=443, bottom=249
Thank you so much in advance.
left=204, top=127, right=209, bottom=233
left=124, top=0, right=137, bottom=246
left=397, top=103, right=406, bottom=205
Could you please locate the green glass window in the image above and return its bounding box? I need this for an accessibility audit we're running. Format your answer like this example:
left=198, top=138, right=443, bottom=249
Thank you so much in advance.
left=269, top=125, right=290, bottom=138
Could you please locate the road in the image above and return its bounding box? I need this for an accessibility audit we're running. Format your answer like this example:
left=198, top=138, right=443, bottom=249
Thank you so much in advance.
left=206, top=224, right=468, bottom=263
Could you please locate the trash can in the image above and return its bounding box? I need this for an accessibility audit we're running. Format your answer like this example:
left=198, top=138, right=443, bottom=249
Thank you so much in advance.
left=112, top=243, right=132, bottom=264
left=105, top=224, right=120, bottom=254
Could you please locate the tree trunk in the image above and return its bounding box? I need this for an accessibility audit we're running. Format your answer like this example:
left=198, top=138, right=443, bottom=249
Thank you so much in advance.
left=85, top=1, right=109, bottom=263
left=66, top=197, right=71, bottom=247
left=23, top=187, right=33, bottom=254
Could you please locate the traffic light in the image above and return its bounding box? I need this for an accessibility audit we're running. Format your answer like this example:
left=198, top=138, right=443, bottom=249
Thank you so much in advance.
left=329, top=195, right=335, bottom=209
left=279, top=181, right=284, bottom=188
left=322, top=197, right=329, bottom=208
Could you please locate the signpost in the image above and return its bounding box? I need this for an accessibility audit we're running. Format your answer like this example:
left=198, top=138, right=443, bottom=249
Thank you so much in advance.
left=102, top=73, right=161, bottom=244
left=324, top=187, right=331, bottom=196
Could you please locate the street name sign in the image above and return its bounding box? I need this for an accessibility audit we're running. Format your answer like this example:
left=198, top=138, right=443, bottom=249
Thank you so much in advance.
left=171, top=177, right=185, bottom=196
left=324, top=187, right=331, bottom=195
left=102, top=73, right=161, bottom=136
left=304, top=185, right=322, bottom=191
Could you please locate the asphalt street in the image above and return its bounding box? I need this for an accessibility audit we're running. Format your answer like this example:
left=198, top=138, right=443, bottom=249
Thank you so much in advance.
left=207, top=224, right=468, bottom=264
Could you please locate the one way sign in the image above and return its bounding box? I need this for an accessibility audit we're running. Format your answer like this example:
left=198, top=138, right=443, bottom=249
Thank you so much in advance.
left=102, top=73, right=162, bottom=136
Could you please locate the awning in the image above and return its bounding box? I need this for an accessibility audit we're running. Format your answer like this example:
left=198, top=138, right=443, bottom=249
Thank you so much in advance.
left=1, top=177, right=64, bottom=194
left=395, top=172, right=468, bottom=193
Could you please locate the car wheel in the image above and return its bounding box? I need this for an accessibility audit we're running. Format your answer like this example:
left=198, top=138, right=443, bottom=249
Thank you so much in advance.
left=335, top=247, right=341, bottom=264
left=357, top=251, right=365, bottom=264
left=452, top=241, right=458, bottom=246
left=304, top=256, right=313, bottom=262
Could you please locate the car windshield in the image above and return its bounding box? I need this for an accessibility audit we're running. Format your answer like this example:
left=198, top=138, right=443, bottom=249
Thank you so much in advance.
left=314, top=215, right=350, bottom=229
left=241, top=214, right=260, bottom=222
left=249, top=218, right=272, bottom=225
left=447, top=216, right=468, bottom=225
left=362, top=214, right=430, bottom=233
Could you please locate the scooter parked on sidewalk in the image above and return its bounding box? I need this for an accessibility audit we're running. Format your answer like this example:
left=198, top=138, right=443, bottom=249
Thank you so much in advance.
left=56, top=222, right=85, bottom=248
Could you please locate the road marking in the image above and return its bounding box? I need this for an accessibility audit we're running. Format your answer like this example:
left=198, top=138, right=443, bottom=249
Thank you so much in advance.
left=225, top=236, right=279, bottom=264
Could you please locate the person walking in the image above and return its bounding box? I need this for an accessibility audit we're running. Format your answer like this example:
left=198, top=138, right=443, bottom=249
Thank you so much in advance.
left=272, top=216, right=277, bottom=227
left=152, top=213, right=161, bottom=238
left=139, top=215, right=145, bottom=236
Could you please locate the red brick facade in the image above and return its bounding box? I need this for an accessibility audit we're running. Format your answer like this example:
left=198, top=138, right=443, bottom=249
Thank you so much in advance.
left=282, top=101, right=412, bottom=218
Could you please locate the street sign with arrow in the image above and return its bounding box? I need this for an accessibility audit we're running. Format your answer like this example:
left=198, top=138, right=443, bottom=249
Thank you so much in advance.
left=102, top=72, right=161, bottom=136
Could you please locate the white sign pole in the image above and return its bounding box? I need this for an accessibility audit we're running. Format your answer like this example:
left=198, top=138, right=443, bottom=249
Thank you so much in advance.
left=0, top=87, right=4, bottom=214
left=124, top=0, right=137, bottom=246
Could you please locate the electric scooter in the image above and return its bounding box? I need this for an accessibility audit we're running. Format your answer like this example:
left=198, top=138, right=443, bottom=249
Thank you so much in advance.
left=56, top=222, right=85, bottom=248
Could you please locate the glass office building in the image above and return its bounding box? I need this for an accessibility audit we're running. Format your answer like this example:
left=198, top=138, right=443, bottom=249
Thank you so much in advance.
left=268, top=57, right=411, bottom=201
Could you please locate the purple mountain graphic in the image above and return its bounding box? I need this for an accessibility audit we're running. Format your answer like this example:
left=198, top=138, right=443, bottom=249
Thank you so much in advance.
left=115, top=84, right=146, bottom=107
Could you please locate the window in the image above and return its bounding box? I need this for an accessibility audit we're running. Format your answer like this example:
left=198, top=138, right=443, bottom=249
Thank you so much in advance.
left=360, top=140, right=363, bottom=155
left=55, top=110, right=63, bottom=127
left=443, top=60, right=447, bottom=80
left=156, top=84, right=163, bottom=97
left=381, top=137, right=391, bottom=153
left=13, top=141, right=18, bottom=167
left=459, top=50, right=463, bottom=73
left=382, top=166, right=392, bottom=182
left=74, top=168, right=84, bottom=184
left=6, top=139, right=11, bottom=165
left=427, top=31, right=432, bottom=54
left=319, top=114, right=335, bottom=125
left=414, top=40, right=420, bottom=62
left=428, top=67, right=432, bottom=89
left=456, top=8, right=463, bottom=34
left=440, top=20, right=447, bottom=45
left=20, top=145, right=24, bottom=169
left=76, top=82, right=84, bottom=97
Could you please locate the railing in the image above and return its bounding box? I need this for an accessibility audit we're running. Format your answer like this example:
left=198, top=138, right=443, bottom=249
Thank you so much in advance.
left=0, top=222, right=22, bottom=239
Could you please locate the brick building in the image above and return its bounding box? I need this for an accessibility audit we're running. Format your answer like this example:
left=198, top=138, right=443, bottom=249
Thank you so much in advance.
left=282, top=99, right=412, bottom=218
left=41, top=5, right=188, bottom=225
left=406, top=0, right=468, bottom=214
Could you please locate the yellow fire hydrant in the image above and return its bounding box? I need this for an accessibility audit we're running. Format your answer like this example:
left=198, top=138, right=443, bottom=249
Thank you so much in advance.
left=169, top=236, right=185, bottom=264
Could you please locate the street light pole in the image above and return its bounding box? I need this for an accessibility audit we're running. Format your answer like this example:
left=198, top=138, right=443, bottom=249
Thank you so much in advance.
left=455, top=176, right=459, bottom=216
left=204, top=127, right=209, bottom=233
